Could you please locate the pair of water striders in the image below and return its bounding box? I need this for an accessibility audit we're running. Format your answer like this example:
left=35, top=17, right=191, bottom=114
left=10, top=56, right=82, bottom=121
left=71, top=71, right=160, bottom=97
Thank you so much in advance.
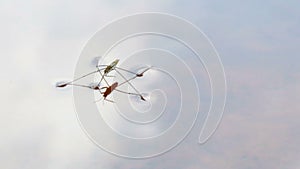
left=56, top=59, right=152, bottom=103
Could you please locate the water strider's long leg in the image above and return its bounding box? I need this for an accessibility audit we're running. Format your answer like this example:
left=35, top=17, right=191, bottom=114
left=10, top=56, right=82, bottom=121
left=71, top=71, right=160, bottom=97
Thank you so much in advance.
left=66, top=83, right=92, bottom=89
left=94, top=97, right=115, bottom=103
left=118, top=67, right=152, bottom=87
left=114, top=67, right=152, bottom=101
left=115, top=66, right=152, bottom=76
left=118, top=76, right=136, bottom=86
left=114, top=67, right=137, bottom=75
left=96, top=65, right=108, bottom=67
left=56, top=68, right=106, bottom=88
left=114, top=69, right=142, bottom=96
left=96, top=67, right=110, bottom=87
left=70, top=68, right=106, bottom=84
left=104, top=98, right=115, bottom=103
left=114, top=89, right=146, bottom=101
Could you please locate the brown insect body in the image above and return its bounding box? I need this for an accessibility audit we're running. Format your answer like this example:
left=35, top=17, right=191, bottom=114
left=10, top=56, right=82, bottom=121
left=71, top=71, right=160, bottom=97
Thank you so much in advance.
left=103, top=82, right=118, bottom=98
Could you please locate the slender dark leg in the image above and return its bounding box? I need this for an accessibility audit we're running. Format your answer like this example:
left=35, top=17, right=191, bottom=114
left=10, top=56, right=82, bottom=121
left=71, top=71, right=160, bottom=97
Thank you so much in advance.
left=96, top=67, right=110, bottom=87
left=114, top=69, right=142, bottom=96
left=69, top=68, right=106, bottom=84
left=114, top=89, right=146, bottom=101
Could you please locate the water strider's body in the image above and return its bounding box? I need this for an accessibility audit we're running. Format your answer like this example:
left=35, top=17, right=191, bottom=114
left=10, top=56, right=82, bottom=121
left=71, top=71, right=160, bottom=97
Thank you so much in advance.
left=104, top=59, right=119, bottom=74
